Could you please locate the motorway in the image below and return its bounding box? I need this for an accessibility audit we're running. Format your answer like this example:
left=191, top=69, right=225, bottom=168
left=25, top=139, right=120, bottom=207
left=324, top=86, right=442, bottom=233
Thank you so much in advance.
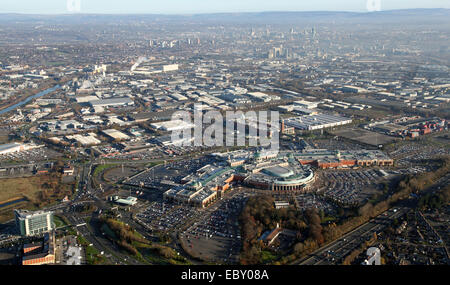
left=296, top=207, right=410, bottom=265
left=294, top=173, right=450, bottom=265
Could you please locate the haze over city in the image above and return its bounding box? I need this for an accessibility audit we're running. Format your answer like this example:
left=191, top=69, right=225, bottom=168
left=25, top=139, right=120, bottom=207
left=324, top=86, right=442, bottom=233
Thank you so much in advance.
left=1, top=0, right=450, bottom=14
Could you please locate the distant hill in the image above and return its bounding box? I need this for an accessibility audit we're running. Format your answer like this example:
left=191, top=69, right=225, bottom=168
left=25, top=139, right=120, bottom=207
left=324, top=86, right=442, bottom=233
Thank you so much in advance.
left=0, top=9, right=448, bottom=25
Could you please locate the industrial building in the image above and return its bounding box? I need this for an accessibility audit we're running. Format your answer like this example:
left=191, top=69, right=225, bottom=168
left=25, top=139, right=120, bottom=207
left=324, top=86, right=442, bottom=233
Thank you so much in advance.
left=154, top=135, right=194, bottom=147
left=102, top=129, right=130, bottom=141
left=247, top=92, right=280, bottom=102
left=151, top=119, right=195, bottom=132
left=65, top=133, right=102, bottom=146
left=342, top=85, right=368, bottom=93
left=89, top=97, right=134, bottom=108
left=22, top=232, right=55, bottom=265
left=162, top=64, right=179, bottom=72
left=284, top=114, right=352, bottom=131
left=0, top=143, right=38, bottom=155
left=75, top=95, right=99, bottom=104
left=293, top=100, right=320, bottom=109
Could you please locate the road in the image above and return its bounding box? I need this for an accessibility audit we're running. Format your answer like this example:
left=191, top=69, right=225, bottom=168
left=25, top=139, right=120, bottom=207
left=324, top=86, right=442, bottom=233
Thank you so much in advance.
left=296, top=207, right=410, bottom=265
left=294, top=172, right=450, bottom=265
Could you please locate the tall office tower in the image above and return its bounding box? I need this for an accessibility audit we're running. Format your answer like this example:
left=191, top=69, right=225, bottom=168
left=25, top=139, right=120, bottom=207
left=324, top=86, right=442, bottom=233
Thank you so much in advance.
left=15, top=209, right=54, bottom=236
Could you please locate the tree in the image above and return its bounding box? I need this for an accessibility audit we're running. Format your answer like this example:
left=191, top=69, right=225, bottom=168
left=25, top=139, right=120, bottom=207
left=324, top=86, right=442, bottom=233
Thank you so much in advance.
left=358, top=203, right=374, bottom=218
left=294, top=242, right=305, bottom=255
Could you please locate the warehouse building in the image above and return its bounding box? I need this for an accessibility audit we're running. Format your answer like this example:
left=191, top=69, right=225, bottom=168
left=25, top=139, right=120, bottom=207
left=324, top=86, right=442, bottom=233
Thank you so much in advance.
left=102, top=129, right=130, bottom=141
left=65, top=133, right=102, bottom=146
left=151, top=119, right=195, bottom=132
left=89, top=97, right=134, bottom=108
left=0, top=143, right=37, bottom=155
left=293, top=100, right=320, bottom=109
left=284, top=114, right=352, bottom=131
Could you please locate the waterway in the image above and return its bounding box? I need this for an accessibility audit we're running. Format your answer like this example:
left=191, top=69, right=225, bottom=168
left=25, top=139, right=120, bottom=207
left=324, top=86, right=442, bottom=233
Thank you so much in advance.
left=0, top=198, right=26, bottom=209
left=0, top=85, right=61, bottom=116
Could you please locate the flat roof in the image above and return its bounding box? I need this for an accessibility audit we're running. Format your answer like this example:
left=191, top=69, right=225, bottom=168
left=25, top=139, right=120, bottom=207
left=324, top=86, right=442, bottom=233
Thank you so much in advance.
left=0, top=143, right=22, bottom=151
left=90, top=97, right=133, bottom=106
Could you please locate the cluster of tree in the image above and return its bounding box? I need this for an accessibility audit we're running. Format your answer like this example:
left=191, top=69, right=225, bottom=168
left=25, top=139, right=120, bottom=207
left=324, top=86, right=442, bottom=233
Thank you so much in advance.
left=103, top=218, right=147, bottom=244
left=418, top=184, right=450, bottom=210
left=239, top=195, right=328, bottom=264
left=99, top=217, right=149, bottom=256
left=150, top=244, right=178, bottom=259
left=305, top=208, right=324, bottom=245
left=100, top=217, right=185, bottom=263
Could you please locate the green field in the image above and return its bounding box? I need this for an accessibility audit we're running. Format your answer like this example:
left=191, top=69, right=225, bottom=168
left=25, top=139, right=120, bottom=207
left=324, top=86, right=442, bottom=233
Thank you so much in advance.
left=53, top=215, right=69, bottom=228
left=93, top=164, right=118, bottom=177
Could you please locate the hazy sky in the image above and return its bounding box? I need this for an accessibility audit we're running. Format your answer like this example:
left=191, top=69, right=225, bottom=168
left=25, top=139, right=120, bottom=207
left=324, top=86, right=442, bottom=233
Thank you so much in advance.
left=1, top=0, right=449, bottom=14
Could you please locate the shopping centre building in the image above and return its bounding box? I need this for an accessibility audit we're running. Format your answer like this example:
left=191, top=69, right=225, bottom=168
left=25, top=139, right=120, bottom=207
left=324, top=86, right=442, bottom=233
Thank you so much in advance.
left=162, top=148, right=392, bottom=208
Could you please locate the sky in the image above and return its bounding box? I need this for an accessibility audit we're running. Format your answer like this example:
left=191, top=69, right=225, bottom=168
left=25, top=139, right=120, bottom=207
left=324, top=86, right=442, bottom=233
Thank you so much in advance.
left=1, top=0, right=449, bottom=14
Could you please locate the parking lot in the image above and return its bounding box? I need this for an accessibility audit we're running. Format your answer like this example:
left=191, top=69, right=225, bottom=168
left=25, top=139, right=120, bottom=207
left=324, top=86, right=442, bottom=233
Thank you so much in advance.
left=105, top=146, right=166, bottom=161
left=181, top=191, right=254, bottom=264
left=294, top=193, right=336, bottom=214
left=305, top=137, right=370, bottom=151
left=102, top=165, right=140, bottom=183
left=388, top=141, right=450, bottom=168
left=135, top=202, right=200, bottom=233
left=319, top=169, right=385, bottom=206
left=0, top=147, right=62, bottom=164
left=125, top=157, right=214, bottom=189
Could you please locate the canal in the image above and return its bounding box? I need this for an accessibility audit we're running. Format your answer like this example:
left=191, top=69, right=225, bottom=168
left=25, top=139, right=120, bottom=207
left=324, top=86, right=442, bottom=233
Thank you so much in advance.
left=0, top=85, right=61, bottom=116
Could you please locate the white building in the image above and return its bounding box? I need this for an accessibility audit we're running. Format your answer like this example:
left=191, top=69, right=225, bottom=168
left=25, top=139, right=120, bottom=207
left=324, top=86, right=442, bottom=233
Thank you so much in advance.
left=151, top=120, right=195, bottom=132
left=0, top=143, right=37, bottom=155
left=285, top=114, right=352, bottom=131
left=162, top=64, right=179, bottom=72
left=293, top=100, right=319, bottom=109
left=102, top=129, right=130, bottom=141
